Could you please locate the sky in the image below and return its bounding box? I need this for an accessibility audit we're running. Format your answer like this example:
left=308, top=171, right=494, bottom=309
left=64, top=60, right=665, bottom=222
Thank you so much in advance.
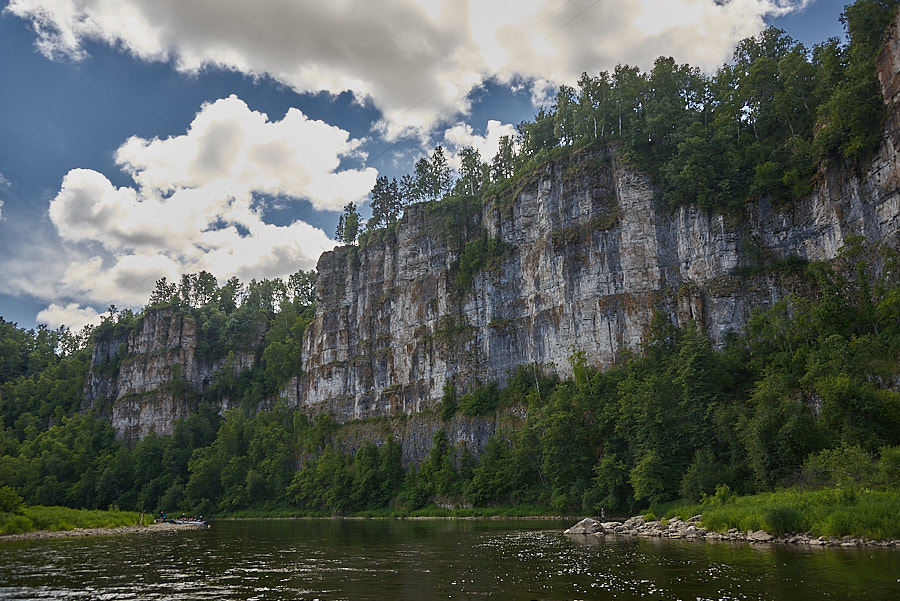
left=0, top=0, right=851, bottom=333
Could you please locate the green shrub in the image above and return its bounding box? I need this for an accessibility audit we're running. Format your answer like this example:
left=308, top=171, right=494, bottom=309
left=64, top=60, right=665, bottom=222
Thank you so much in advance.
left=0, top=486, right=24, bottom=513
left=439, top=381, right=457, bottom=421
left=453, top=236, right=507, bottom=292
left=458, top=383, right=500, bottom=416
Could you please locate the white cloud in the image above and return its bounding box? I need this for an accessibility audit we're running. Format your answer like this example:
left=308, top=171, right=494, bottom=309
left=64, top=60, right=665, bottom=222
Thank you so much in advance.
left=114, top=95, right=376, bottom=212
left=0, top=199, right=4, bottom=222
left=36, top=303, right=102, bottom=332
left=32, top=95, right=369, bottom=316
left=7, top=1, right=811, bottom=139
left=443, top=120, right=519, bottom=169
left=527, top=78, right=557, bottom=109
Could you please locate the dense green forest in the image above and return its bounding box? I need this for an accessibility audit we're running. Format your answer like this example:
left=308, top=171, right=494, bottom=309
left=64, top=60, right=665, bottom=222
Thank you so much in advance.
left=2, top=240, right=899, bottom=517
left=1, top=0, right=900, bottom=520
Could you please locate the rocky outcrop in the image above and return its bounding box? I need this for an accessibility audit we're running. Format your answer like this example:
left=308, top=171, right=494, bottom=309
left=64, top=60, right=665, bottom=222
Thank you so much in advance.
left=89, top=10, right=900, bottom=447
left=564, top=516, right=900, bottom=548
left=83, top=309, right=262, bottom=444
left=332, top=407, right=524, bottom=466
left=298, top=71, right=900, bottom=424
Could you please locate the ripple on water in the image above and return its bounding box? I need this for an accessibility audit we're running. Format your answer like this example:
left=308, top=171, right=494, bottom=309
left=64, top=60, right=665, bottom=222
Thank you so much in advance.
left=2, top=521, right=899, bottom=600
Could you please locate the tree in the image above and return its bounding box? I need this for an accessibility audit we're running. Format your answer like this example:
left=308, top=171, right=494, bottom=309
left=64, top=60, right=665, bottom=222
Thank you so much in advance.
left=430, top=146, right=454, bottom=199
left=491, top=135, right=516, bottom=181
left=815, top=0, right=896, bottom=163
left=335, top=213, right=345, bottom=242
left=368, top=176, right=403, bottom=229
left=193, top=272, right=219, bottom=307
left=399, top=173, right=419, bottom=205
left=455, top=146, right=488, bottom=196
left=148, top=278, right=178, bottom=307
left=644, top=57, right=698, bottom=156
left=337, top=202, right=361, bottom=244
left=575, top=71, right=612, bottom=141
left=611, top=64, right=646, bottom=141
left=287, top=270, right=316, bottom=310
left=553, top=84, right=577, bottom=145
left=519, top=107, right=557, bottom=156
left=412, top=157, right=433, bottom=201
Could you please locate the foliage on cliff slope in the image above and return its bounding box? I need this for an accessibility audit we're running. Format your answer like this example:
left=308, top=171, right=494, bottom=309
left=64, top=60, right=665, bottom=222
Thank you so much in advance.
left=1, top=240, right=899, bottom=516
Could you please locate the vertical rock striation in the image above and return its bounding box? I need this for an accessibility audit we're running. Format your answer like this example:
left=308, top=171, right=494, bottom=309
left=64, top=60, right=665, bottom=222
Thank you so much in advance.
left=299, top=17, right=900, bottom=421
left=88, top=9, right=900, bottom=445
left=83, top=309, right=261, bottom=444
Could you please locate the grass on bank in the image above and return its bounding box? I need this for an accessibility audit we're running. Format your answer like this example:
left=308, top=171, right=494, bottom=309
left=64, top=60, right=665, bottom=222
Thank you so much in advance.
left=0, top=505, right=149, bottom=536
left=655, top=485, right=900, bottom=540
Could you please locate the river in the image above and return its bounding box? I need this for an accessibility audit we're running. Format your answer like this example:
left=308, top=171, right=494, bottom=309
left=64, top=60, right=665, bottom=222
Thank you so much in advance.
left=1, top=519, right=898, bottom=600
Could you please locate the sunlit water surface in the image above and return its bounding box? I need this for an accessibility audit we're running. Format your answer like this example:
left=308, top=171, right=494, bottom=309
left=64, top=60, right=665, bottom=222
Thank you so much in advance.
left=1, top=519, right=898, bottom=600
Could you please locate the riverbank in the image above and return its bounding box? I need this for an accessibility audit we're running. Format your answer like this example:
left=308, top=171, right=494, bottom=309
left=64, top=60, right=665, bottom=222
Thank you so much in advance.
left=565, top=515, right=900, bottom=548
left=567, top=487, right=900, bottom=548
left=0, top=520, right=209, bottom=542
left=0, top=505, right=152, bottom=538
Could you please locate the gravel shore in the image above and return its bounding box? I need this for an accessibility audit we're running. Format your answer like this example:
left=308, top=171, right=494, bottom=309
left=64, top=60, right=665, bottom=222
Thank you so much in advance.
left=0, top=521, right=209, bottom=542
left=565, top=516, right=900, bottom=548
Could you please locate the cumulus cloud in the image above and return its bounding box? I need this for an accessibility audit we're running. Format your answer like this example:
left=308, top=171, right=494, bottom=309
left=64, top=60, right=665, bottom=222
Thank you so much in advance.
left=442, top=120, right=519, bottom=169
left=36, top=95, right=370, bottom=316
left=7, top=0, right=811, bottom=138
left=36, top=303, right=102, bottom=332
left=114, top=95, right=375, bottom=212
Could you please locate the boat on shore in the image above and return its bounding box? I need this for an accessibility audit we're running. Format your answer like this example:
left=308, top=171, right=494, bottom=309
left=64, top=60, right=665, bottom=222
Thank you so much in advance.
left=155, top=513, right=209, bottom=527
left=164, top=518, right=209, bottom=526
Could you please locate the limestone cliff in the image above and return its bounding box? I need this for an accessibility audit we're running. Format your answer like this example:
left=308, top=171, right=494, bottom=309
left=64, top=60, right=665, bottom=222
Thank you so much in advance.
left=297, top=60, right=900, bottom=426
left=89, top=11, right=900, bottom=449
left=83, top=309, right=261, bottom=444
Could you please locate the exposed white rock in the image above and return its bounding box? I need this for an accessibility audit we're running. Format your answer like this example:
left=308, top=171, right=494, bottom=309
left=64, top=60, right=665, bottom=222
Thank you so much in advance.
left=299, top=127, right=900, bottom=421
left=83, top=309, right=262, bottom=444
left=88, top=9, right=900, bottom=446
left=565, top=517, right=604, bottom=535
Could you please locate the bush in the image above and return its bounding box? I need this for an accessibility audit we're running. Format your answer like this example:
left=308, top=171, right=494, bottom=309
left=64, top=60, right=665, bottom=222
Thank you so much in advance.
left=439, top=382, right=457, bottom=421
left=0, top=485, right=24, bottom=513
left=458, top=383, right=500, bottom=416
left=877, top=445, right=900, bottom=487
left=453, top=236, right=506, bottom=292
left=701, top=483, right=736, bottom=507
left=800, top=444, right=875, bottom=488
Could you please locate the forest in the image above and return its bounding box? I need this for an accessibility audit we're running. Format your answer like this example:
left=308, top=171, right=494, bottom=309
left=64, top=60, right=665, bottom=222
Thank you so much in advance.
left=1, top=0, right=899, bottom=520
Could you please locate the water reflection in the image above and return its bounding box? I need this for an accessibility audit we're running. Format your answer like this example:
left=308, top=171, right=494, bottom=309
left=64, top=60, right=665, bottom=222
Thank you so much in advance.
left=1, top=519, right=898, bottom=600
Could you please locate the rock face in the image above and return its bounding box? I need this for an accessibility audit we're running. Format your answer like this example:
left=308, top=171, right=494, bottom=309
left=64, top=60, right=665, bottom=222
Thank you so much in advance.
left=83, top=309, right=261, bottom=444
left=91, top=10, right=900, bottom=445
left=298, top=68, right=900, bottom=423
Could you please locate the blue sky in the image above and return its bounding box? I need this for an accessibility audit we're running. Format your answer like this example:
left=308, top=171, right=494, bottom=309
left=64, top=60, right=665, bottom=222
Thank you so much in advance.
left=0, top=0, right=850, bottom=332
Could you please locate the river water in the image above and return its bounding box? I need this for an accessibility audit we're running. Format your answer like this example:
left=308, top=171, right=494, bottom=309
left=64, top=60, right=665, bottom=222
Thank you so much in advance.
left=1, top=519, right=898, bottom=600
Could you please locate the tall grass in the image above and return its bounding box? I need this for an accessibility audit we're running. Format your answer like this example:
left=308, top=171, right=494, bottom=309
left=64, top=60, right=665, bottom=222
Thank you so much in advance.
left=0, top=506, right=147, bottom=535
left=664, top=487, right=900, bottom=540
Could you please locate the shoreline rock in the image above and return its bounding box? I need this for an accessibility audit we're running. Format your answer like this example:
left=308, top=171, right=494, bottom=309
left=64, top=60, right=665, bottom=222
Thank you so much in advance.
left=565, top=516, right=900, bottom=549
left=0, top=521, right=208, bottom=543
